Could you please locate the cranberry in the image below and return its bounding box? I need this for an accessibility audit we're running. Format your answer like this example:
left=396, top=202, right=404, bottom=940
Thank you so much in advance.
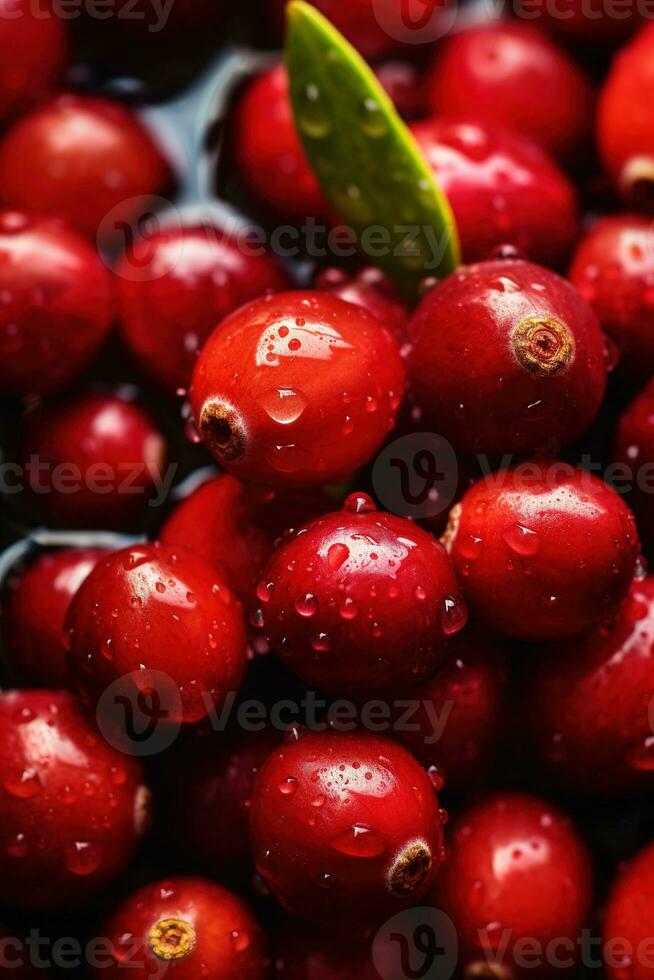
left=603, top=841, right=654, bottom=980
left=444, top=461, right=640, bottom=641
left=614, top=378, right=654, bottom=554
left=21, top=393, right=168, bottom=529
left=233, top=65, right=328, bottom=221
left=524, top=577, right=654, bottom=796
left=2, top=548, right=105, bottom=687
left=0, top=0, right=67, bottom=122
left=0, top=95, right=170, bottom=239
left=569, top=214, right=654, bottom=385
left=598, top=23, right=654, bottom=209
left=65, top=543, right=247, bottom=725
left=0, top=213, right=114, bottom=397
left=189, top=292, right=405, bottom=489
left=273, top=921, right=381, bottom=980
left=0, top=689, right=150, bottom=909
left=425, top=24, right=592, bottom=160
left=97, top=876, right=266, bottom=979
left=315, top=267, right=409, bottom=340
left=410, top=118, right=579, bottom=266
left=430, top=793, right=593, bottom=980
left=407, top=259, right=607, bottom=457
left=116, top=226, right=290, bottom=393
left=249, top=730, right=446, bottom=926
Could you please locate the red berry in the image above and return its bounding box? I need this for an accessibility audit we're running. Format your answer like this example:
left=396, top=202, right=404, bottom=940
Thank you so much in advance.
left=189, top=292, right=405, bottom=489
left=524, top=577, right=654, bottom=796
left=0, top=0, right=67, bottom=122
left=614, top=378, right=654, bottom=554
left=411, top=118, right=579, bottom=265
left=116, top=225, right=290, bottom=392
left=444, top=462, right=640, bottom=641
left=569, top=214, right=654, bottom=385
left=249, top=730, right=446, bottom=926
left=0, top=95, right=170, bottom=239
left=425, top=24, right=593, bottom=160
left=603, top=841, right=654, bottom=980
left=2, top=548, right=105, bottom=688
left=430, top=793, right=592, bottom=980
left=259, top=493, right=466, bottom=696
left=315, top=266, right=409, bottom=340
left=21, top=393, right=167, bottom=529
left=233, top=65, right=328, bottom=221
left=66, top=543, right=247, bottom=725
left=407, top=259, right=607, bottom=457
left=0, top=689, right=150, bottom=909
left=97, top=876, right=266, bottom=979
left=0, top=213, right=114, bottom=397
left=273, top=921, right=381, bottom=980
left=598, top=23, right=654, bottom=209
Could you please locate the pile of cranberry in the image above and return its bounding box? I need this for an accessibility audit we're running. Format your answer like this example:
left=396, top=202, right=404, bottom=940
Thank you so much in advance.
left=3, top=0, right=654, bottom=977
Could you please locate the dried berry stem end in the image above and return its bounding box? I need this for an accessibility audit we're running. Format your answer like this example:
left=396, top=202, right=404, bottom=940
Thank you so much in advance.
left=148, top=917, right=196, bottom=961
left=199, top=401, right=246, bottom=461
left=512, top=314, right=575, bottom=376
left=387, top=839, right=432, bottom=896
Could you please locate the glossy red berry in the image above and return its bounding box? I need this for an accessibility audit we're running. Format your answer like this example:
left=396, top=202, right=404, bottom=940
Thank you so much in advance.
left=598, top=23, right=654, bottom=208
left=426, top=24, right=592, bottom=160
left=190, top=292, right=405, bottom=489
left=97, top=876, right=266, bottom=979
left=273, top=921, right=381, bottom=980
left=0, top=689, right=150, bottom=909
left=2, top=548, right=105, bottom=688
left=524, top=577, right=654, bottom=796
left=0, top=95, right=170, bottom=239
left=0, top=213, right=114, bottom=397
left=66, top=543, right=247, bottom=725
left=116, top=225, right=290, bottom=392
left=411, top=118, right=579, bottom=266
left=0, top=0, right=67, bottom=122
left=407, top=259, right=607, bottom=457
left=569, top=214, right=654, bottom=385
left=445, top=462, right=640, bottom=641
left=249, top=730, right=446, bottom=926
left=614, top=378, right=654, bottom=554
left=22, top=393, right=167, bottom=529
left=603, top=841, right=654, bottom=980
left=315, top=266, right=409, bottom=340
left=259, top=493, right=466, bottom=696
left=431, top=793, right=592, bottom=980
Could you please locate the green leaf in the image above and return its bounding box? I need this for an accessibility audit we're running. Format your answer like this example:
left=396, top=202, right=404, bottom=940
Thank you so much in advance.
left=284, top=0, right=460, bottom=297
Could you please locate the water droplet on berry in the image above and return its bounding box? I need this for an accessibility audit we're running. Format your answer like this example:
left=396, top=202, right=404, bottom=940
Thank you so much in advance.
left=441, top=595, right=468, bottom=636
left=502, top=523, right=541, bottom=556
left=295, top=593, right=318, bottom=618
left=330, top=824, right=387, bottom=858
left=64, top=841, right=103, bottom=876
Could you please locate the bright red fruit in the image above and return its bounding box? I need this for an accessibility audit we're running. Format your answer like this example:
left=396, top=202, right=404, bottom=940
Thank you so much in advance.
left=233, top=65, right=328, bottom=221
left=426, top=24, right=592, bottom=160
left=603, top=841, right=654, bottom=980
left=0, top=0, right=67, bottom=121
left=190, top=292, right=405, bottom=489
left=97, top=876, right=266, bottom=979
left=411, top=118, right=579, bottom=266
left=444, top=462, right=640, bottom=641
left=249, top=731, right=446, bottom=926
left=0, top=213, right=114, bottom=397
left=2, top=548, right=105, bottom=687
left=0, top=95, right=170, bottom=239
left=524, top=577, right=654, bottom=796
left=22, top=393, right=167, bottom=529
left=407, top=259, right=607, bottom=457
left=598, top=23, right=654, bottom=209
left=0, top=689, right=150, bottom=909
left=569, top=214, right=654, bottom=385
left=116, top=226, right=290, bottom=392
left=431, top=793, right=592, bottom=980
left=614, top=378, right=654, bottom=554
left=259, top=493, right=466, bottom=696
left=315, top=267, right=408, bottom=340
left=66, top=543, right=247, bottom=725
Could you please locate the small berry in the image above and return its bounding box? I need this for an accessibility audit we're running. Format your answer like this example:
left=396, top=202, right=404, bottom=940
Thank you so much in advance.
left=411, top=118, right=579, bottom=265
left=116, top=225, right=290, bottom=392
left=430, top=793, right=593, bottom=980
left=97, top=876, right=266, bottom=979
left=614, top=378, right=654, bottom=554
left=603, top=841, right=654, bottom=980
left=0, top=689, right=150, bottom=909
left=249, top=731, right=446, bottom=926
left=190, top=291, right=405, bottom=489
left=0, top=0, right=67, bottom=122
left=21, top=393, right=168, bottom=529
left=0, top=212, right=114, bottom=397
left=315, top=266, right=408, bottom=340
left=65, top=544, right=247, bottom=725
left=1, top=548, right=105, bottom=687
left=444, top=462, right=640, bottom=641
left=259, top=494, right=465, bottom=696
left=407, top=259, right=607, bottom=457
